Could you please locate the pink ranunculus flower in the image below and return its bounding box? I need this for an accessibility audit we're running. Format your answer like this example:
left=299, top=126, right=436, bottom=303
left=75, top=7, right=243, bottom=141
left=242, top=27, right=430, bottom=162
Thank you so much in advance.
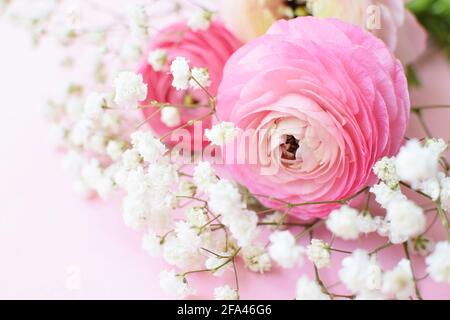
left=220, top=0, right=427, bottom=64
left=139, top=21, right=241, bottom=150
left=216, top=17, right=410, bottom=219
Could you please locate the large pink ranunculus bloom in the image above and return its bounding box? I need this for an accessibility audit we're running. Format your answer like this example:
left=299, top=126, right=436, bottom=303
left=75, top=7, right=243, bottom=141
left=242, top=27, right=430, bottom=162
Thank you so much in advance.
left=216, top=17, right=410, bottom=219
left=139, top=21, right=241, bottom=150
left=220, top=0, right=427, bottom=64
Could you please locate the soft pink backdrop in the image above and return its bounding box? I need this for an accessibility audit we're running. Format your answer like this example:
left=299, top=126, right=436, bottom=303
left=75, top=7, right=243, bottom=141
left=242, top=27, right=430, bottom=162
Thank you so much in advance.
left=0, top=17, right=449, bottom=299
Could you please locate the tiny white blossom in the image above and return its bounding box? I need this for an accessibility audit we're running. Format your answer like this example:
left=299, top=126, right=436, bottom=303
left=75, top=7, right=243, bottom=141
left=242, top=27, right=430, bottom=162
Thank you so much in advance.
left=186, top=207, right=208, bottom=228
left=205, top=256, right=230, bottom=276
left=261, top=211, right=286, bottom=230
left=190, top=67, right=211, bottom=89
left=227, top=210, right=259, bottom=247
left=382, top=259, right=414, bottom=300
left=370, top=182, right=406, bottom=209
left=306, top=239, right=331, bottom=269
left=131, top=131, right=167, bottom=163
left=295, top=276, right=330, bottom=300
left=193, top=161, right=218, bottom=192
left=83, top=92, right=106, bottom=118
left=113, top=72, right=147, bottom=109
left=205, top=122, right=239, bottom=146
left=425, top=138, right=448, bottom=159
left=127, top=4, right=148, bottom=38
left=268, top=231, right=304, bottom=268
left=106, top=140, right=126, bottom=161
left=242, top=245, right=272, bottom=273
left=440, top=177, right=450, bottom=212
left=178, top=181, right=197, bottom=199
left=142, top=232, right=163, bottom=256
left=426, top=241, right=450, bottom=283
left=208, top=180, right=244, bottom=216
left=159, top=270, right=195, bottom=299
left=121, top=149, right=142, bottom=169
left=339, top=250, right=382, bottom=294
left=188, top=10, right=213, bottom=31
left=326, top=206, right=360, bottom=240
left=357, top=213, right=381, bottom=234
left=395, top=139, right=438, bottom=187
left=214, top=285, right=239, bottom=300
left=411, top=236, right=435, bottom=256
left=170, top=57, right=191, bottom=90
left=148, top=49, right=168, bottom=72
left=386, top=199, right=426, bottom=244
left=161, top=106, right=181, bottom=128
left=373, top=157, right=399, bottom=188
left=419, top=177, right=441, bottom=201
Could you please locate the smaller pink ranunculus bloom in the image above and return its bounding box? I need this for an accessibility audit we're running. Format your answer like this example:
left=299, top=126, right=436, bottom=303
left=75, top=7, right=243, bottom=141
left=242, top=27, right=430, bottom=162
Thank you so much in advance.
left=220, top=0, right=427, bottom=64
left=216, top=17, right=410, bottom=219
left=138, top=21, right=241, bottom=150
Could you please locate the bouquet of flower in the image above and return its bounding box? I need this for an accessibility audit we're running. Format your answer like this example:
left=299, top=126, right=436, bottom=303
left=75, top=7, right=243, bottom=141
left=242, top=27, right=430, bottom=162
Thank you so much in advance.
left=3, top=0, right=449, bottom=300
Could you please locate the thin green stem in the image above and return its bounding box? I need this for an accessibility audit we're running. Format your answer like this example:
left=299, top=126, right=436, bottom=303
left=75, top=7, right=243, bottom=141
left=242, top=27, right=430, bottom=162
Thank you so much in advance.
left=402, top=242, right=423, bottom=300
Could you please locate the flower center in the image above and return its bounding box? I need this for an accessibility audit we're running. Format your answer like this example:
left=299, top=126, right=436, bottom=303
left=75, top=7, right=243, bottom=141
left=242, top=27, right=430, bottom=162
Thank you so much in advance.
left=280, top=135, right=300, bottom=160
left=282, top=0, right=311, bottom=17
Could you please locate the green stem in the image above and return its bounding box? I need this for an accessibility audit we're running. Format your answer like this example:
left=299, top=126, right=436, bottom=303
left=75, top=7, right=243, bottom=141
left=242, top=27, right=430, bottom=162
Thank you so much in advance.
left=402, top=242, right=423, bottom=300
left=437, top=203, right=450, bottom=242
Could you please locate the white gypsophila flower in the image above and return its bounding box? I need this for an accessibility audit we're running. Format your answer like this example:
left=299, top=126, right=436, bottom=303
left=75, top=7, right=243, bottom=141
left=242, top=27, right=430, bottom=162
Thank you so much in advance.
left=159, top=270, right=195, bottom=299
left=339, top=250, right=382, bottom=294
left=186, top=207, right=208, bottom=228
left=426, top=241, right=450, bottom=283
left=214, top=285, right=239, bottom=300
left=295, top=276, right=330, bottom=300
left=410, top=236, right=435, bottom=257
left=395, top=139, right=438, bottom=187
left=226, top=210, right=259, bottom=247
left=147, top=163, right=179, bottom=190
left=170, top=57, right=191, bottom=90
left=205, top=256, right=231, bottom=277
left=386, top=199, right=426, bottom=244
left=178, top=181, right=197, bottom=199
left=208, top=179, right=244, bottom=216
left=163, top=236, right=204, bottom=269
left=88, top=132, right=107, bottom=154
left=190, top=67, right=211, bottom=89
left=83, top=92, right=106, bottom=118
left=122, top=149, right=142, bottom=170
left=205, top=122, right=239, bottom=146
left=131, top=131, right=167, bottom=164
left=370, top=182, right=406, bottom=209
left=113, top=72, right=147, bottom=109
left=81, top=159, right=102, bottom=190
left=440, top=177, right=450, bottom=212
left=95, top=175, right=115, bottom=199
left=120, top=40, right=143, bottom=62
left=261, top=211, right=287, bottom=230
left=419, top=177, right=441, bottom=201
left=106, top=140, right=126, bottom=161
left=326, top=206, right=360, bottom=240
left=142, top=232, right=163, bottom=256
left=373, top=156, right=400, bottom=189
left=268, top=231, right=304, bottom=269
left=70, top=119, right=95, bottom=147
left=148, top=49, right=168, bottom=72
left=174, top=221, right=203, bottom=250
left=306, top=239, right=331, bottom=269
left=193, top=161, right=218, bottom=192
left=49, top=123, right=68, bottom=147
left=357, top=214, right=381, bottom=234
left=127, top=4, right=148, bottom=38
left=100, top=112, right=120, bottom=133
left=382, top=259, right=414, bottom=300
left=242, top=245, right=272, bottom=273
left=187, top=10, right=213, bottom=31
left=425, top=138, right=448, bottom=159
left=160, top=106, right=181, bottom=128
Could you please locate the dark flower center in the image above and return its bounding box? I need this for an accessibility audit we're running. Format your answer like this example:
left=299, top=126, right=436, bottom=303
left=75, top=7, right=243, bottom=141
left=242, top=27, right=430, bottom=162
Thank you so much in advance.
left=283, top=0, right=311, bottom=17
left=281, top=135, right=300, bottom=160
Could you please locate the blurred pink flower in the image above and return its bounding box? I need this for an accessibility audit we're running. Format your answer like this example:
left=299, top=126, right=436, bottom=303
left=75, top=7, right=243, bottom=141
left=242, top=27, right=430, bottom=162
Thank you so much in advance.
left=216, top=17, right=410, bottom=219
left=220, top=0, right=427, bottom=64
left=139, top=21, right=241, bottom=150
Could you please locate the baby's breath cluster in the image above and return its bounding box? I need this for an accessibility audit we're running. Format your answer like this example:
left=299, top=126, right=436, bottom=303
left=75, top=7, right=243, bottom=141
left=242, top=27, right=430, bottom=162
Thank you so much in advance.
left=5, top=0, right=450, bottom=301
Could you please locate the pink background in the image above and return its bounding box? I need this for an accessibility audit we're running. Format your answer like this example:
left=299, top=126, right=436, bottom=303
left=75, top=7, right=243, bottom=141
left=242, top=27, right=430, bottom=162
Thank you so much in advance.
left=0, top=16, right=449, bottom=299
